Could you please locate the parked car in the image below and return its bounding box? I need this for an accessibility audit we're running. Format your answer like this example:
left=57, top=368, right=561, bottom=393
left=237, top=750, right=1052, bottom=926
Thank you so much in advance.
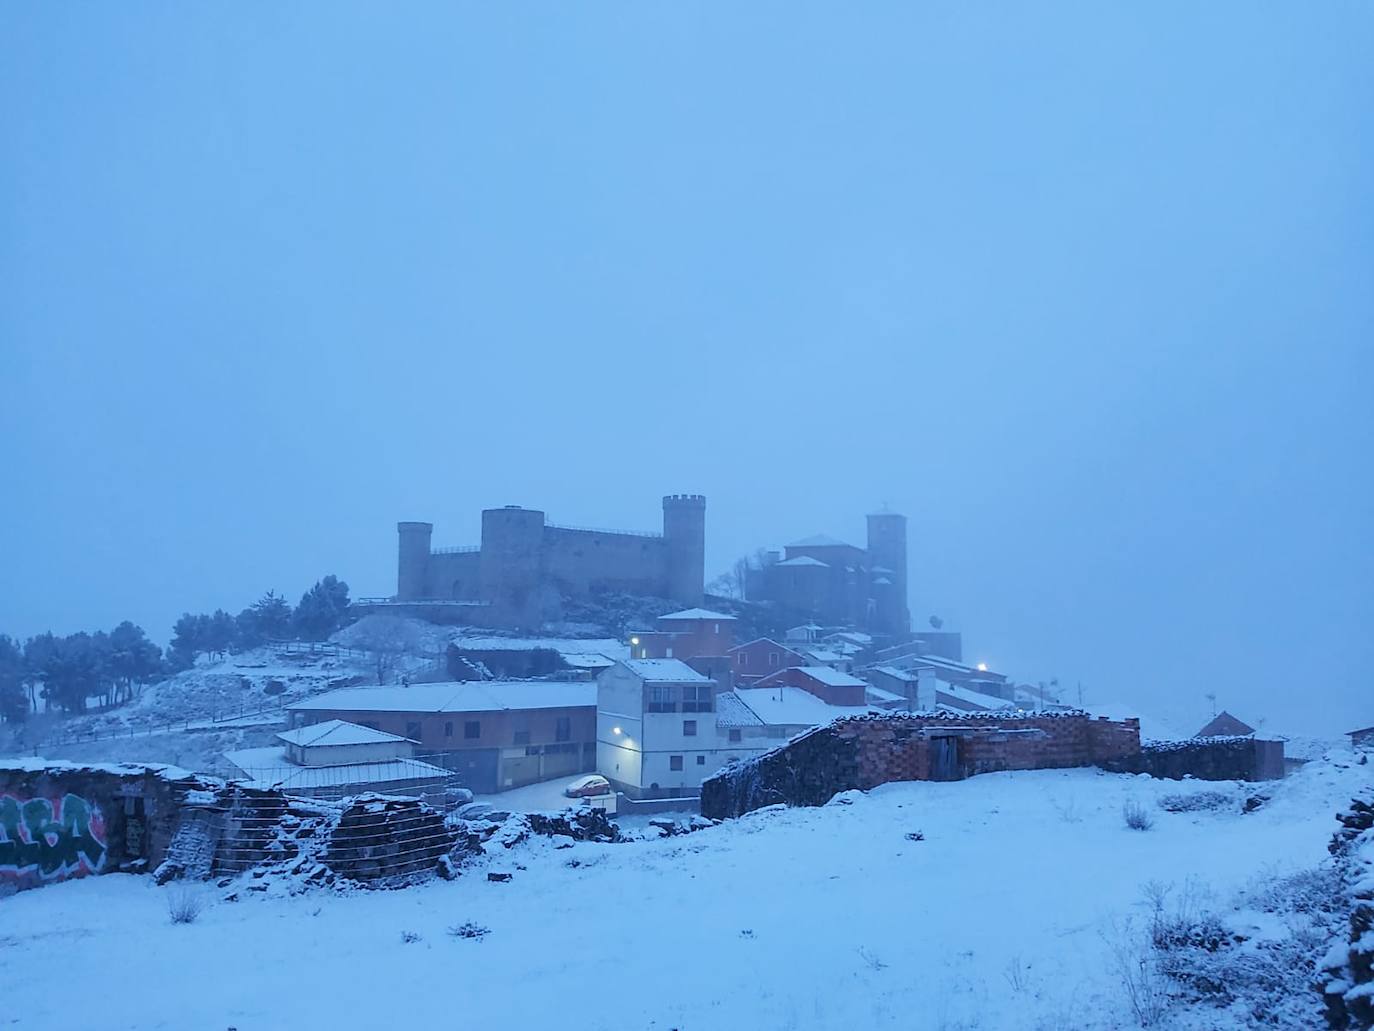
left=564, top=774, right=611, bottom=798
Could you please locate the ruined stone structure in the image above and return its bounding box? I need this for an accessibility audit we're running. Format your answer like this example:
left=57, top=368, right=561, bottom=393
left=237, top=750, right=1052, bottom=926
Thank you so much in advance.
left=0, top=761, right=198, bottom=894
left=700, top=711, right=1143, bottom=819
left=745, top=512, right=911, bottom=636
left=1100, top=736, right=1285, bottom=781
left=396, top=495, right=706, bottom=627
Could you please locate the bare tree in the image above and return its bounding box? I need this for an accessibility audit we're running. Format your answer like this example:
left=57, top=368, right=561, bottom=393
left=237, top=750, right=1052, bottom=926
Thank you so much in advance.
left=347, top=615, right=427, bottom=685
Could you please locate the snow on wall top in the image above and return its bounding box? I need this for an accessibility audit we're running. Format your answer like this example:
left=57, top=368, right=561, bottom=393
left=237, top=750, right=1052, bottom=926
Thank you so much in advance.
left=0, top=758, right=200, bottom=781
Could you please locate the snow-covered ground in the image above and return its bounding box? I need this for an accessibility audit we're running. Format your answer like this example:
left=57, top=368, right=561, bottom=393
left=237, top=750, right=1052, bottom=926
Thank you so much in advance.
left=4, top=757, right=1370, bottom=1030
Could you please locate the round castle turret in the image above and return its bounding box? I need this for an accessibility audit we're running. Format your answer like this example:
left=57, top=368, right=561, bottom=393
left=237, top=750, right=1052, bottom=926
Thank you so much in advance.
left=396, top=521, right=433, bottom=600
left=662, top=494, right=706, bottom=607
left=480, top=505, right=546, bottom=627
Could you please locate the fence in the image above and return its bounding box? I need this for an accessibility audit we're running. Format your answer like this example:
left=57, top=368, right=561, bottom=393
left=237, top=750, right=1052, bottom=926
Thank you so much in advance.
left=212, top=751, right=475, bottom=810
left=35, top=696, right=292, bottom=749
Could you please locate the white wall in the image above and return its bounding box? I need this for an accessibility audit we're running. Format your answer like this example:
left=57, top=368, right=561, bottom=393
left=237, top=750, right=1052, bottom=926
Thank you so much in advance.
left=293, top=739, right=412, bottom=767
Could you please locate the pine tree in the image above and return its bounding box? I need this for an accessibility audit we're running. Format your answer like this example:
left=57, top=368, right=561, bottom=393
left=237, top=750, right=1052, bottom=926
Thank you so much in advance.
left=107, top=621, right=161, bottom=703
left=294, top=575, right=352, bottom=641
left=0, top=635, right=27, bottom=723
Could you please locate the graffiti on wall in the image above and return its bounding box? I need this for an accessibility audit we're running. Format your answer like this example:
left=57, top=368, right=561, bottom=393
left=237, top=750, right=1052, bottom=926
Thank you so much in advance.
left=0, top=794, right=108, bottom=883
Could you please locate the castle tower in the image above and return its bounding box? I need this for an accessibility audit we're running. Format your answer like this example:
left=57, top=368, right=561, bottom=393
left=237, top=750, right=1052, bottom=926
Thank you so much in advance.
left=866, top=511, right=910, bottom=635
left=396, top=521, right=433, bottom=600
left=479, top=506, right=546, bottom=627
left=662, top=494, right=706, bottom=606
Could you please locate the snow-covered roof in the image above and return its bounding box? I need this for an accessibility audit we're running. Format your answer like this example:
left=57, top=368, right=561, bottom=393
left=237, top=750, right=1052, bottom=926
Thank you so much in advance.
left=559, top=652, right=616, bottom=669
left=1194, top=711, right=1256, bottom=738
left=287, top=680, right=595, bottom=714
left=776, top=555, right=828, bottom=568
left=825, top=631, right=873, bottom=646
left=657, top=608, right=737, bottom=622
left=727, top=637, right=801, bottom=657
left=276, top=720, right=414, bottom=749
left=734, top=687, right=876, bottom=727
left=450, top=635, right=628, bottom=658
left=714, top=691, right=765, bottom=728
left=222, top=747, right=448, bottom=792
left=936, top=684, right=1014, bottom=712
left=761, top=666, right=867, bottom=689
left=787, top=534, right=856, bottom=549
left=799, top=647, right=845, bottom=664
left=873, top=577, right=893, bottom=586
left=866, top=686, right=906, bottom=705
left=867, top=665, right=922, bottom=683
left=623, top=659, right=711, bottom=684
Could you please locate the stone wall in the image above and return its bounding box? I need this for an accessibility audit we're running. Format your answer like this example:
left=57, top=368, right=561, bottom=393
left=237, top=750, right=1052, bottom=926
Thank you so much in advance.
left=1, top=761, right=461, bottom=895
left=701, top=711, right=1142, bottom=820
left=1100, top=737, right=1285, bottom=781
left=1320, top=792, right=1373, bottom=1029
left=0, top=760, right=207, bottom=894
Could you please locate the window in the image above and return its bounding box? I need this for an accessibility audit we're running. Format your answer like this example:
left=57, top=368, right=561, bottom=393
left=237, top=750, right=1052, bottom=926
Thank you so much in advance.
left=728, top=729, right=742, bottom=743
left=683, top=720, right=697, bottom=737
left=681, top=685, right=713, bottom=713
left=464, top=721, right=481, bottom=740
left=769, top=652, right=779, bottom=666
left=666, top=647, right=673, bottom=658
left=443, top=721, right=454, bottom=738
left=696, top=755, right=706, bottom=766
left=555, top=716, right=571, bottom=742
left=669, top=755, right=683, bottom=771
left=405, top=721, right=421, bottom=739
left=647, top=684, right=675, bottom=713
left=514, top=730, right=531, bottom=746
left=739, top=653, right=748, bottom=667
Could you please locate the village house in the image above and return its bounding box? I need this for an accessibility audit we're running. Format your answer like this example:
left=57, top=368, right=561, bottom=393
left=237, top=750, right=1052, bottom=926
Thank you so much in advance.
left=753, top=666, right=869, bottom=706
left=222, top=719, right=451, bottom=800
left=1195, top=711, right=1257, bottom=738
left=628, top=608, right=736, bottom=661
left=285, top=681, right=596, bottom=794
left=596, top=659, right=722, bottom=799
left=728, top=638, right=809, bottom=685
left=731, top=686, right=875, bottom=738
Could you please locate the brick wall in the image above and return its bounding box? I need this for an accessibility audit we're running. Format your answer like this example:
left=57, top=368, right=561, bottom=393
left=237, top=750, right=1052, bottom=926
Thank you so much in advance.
left=701, top=711, right=1143, bottom=819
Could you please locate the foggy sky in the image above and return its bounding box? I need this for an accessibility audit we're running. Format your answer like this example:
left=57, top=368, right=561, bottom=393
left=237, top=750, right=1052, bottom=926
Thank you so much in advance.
left=3, top=5, right=1371, bottom=736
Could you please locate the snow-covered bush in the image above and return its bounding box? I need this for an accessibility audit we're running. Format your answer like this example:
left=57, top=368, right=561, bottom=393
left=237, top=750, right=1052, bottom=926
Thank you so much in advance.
left=166, top=886, right=205, bottom=925
left=1123, top=800, right=1155, bottom=831
left=1146, top=867, right=1347, bottom=1028
left=1158, top=791, right=1233, bottom=813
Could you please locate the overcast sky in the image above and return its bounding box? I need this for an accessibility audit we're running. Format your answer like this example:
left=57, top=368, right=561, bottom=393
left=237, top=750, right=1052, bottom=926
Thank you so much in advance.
left=3, top=5, right=1370, bottom=736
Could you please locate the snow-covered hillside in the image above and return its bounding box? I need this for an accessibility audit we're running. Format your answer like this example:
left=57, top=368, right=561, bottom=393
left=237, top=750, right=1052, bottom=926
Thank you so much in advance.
left=4, top=758, right=1369, bottom=1030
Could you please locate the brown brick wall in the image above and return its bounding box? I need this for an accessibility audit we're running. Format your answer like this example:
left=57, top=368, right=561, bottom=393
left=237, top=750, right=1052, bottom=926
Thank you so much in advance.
left=702, top=712, right=1143, bottom=818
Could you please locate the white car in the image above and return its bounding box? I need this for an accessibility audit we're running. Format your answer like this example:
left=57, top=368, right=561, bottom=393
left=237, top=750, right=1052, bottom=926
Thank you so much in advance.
left=564, top=774, right=611, bottom=798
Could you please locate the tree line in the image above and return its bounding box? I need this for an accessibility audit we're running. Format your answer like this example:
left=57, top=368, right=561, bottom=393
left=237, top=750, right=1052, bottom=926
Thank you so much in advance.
left=0, top=575, right=353, bottom=723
